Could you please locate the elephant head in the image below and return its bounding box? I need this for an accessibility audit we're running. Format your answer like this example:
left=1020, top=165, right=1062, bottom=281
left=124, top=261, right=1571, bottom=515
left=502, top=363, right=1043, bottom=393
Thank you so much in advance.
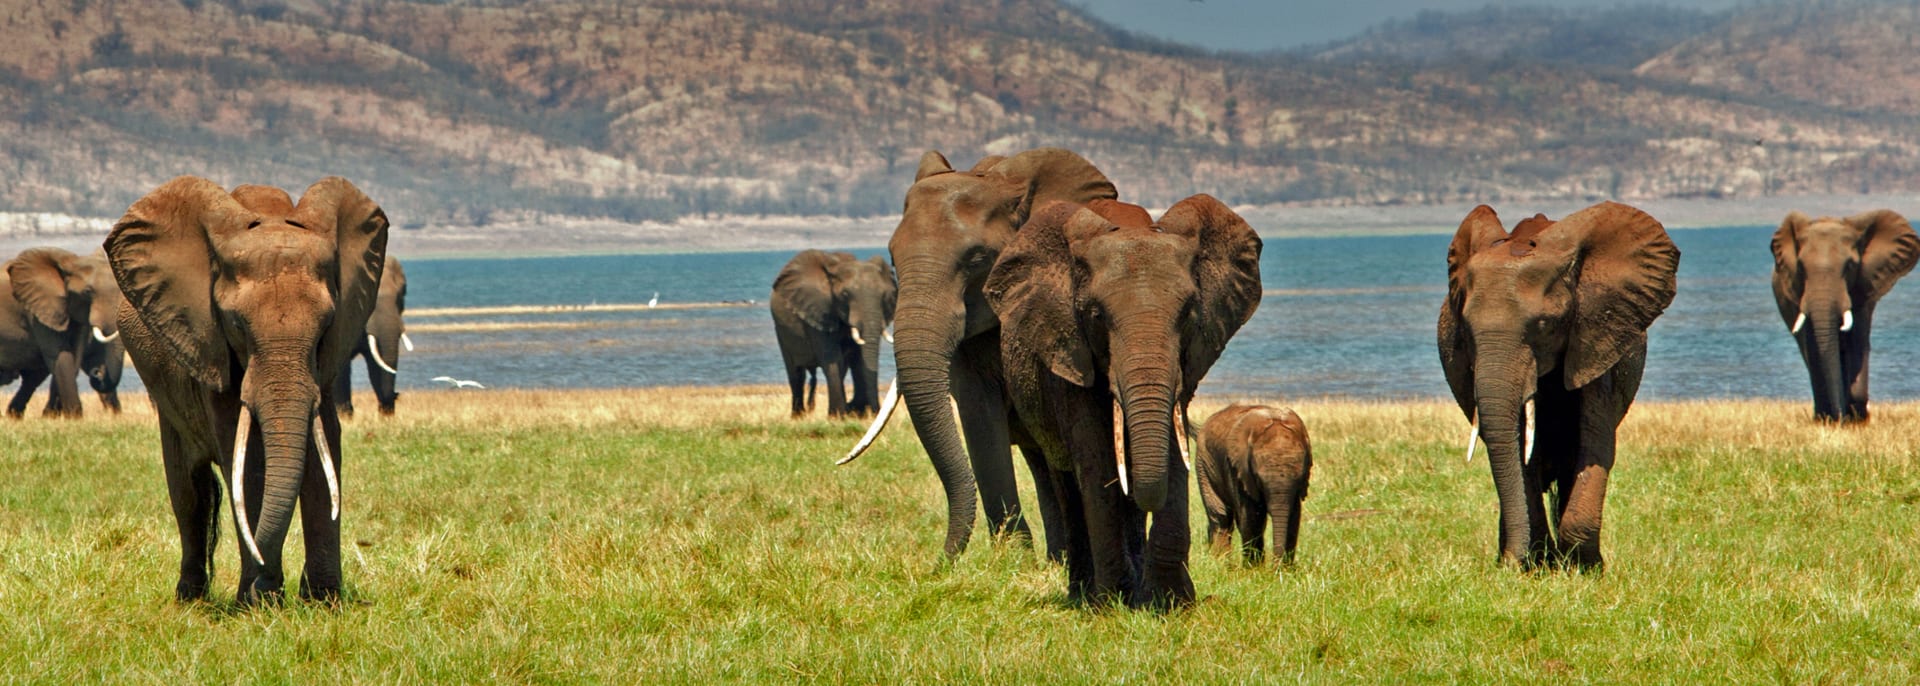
left=79, top=250, right=126, bottom=412
left=987, top=195, right=1263, bottom=513
left=1438, top=202, right=1677, bottom=567
left=6, top=246, right=111, bottom=416
left=882, top=147, right=1118, bottom=556
left=1770, top=210, right=1919, bottom=422
left=107, top=176, right=387, bottom=594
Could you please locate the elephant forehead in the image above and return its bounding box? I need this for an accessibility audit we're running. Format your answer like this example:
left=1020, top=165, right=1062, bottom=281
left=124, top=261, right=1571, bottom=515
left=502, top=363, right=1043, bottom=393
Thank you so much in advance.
left=222, top=227, right=333, bottom=278
left=1800, top=221, right=1863, bottom=251
left=1080, top=230, right=1193, bottom=273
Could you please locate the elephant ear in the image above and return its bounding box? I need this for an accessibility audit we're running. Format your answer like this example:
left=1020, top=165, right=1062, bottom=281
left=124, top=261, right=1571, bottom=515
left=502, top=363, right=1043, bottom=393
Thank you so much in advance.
left=868, top=255, right=898, bottom=320
left=986, top=148, right=1119, bottom=229
left=292, top=177, right=390, bottom=381
left=105, top=176, right=255, bottom=390
left=1848, top=209, right=1920, bottom=301
left=986, top=201, right=1098, bottom=387
left=6, top=247, right=78, bottom=331
left=774, top=249, right=839, bottom=331
left=1157, top=194, right=1263, bottom=401
left=914, top=151, right=954, bottom=182
left=1541, top=201, right=1679, bottom=390
left=1770, top=212, right=1808, bottom=327
left=1438, top=206, right=1510, bottom=418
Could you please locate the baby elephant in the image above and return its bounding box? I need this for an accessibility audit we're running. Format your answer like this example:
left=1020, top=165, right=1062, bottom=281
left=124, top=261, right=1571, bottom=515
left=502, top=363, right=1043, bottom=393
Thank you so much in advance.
left=1196, top=403, right=1312, bottom=566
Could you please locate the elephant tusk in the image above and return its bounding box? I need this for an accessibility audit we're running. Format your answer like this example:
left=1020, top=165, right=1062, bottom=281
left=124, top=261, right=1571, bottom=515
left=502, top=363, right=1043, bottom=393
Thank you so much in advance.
left=1465, top=411, right=1479, bottom=464
left=313, top=415, right=340, bottom=521
left=1174, top=408, right=1191, bottom=470
left=1841, top=310, right=1854, bottom=332
left=1791, top=312, right=1807, bottom=334
left=367, top=334, right=399, bottom=375
left=1113, top=400, right=1130, bottom=496
left=1523, top=399, right=1536, bottom=466
left=883, top=328, right=893, bottom=344
left=92, top=326, right=119, bottom=343
left=850, top=327, right=866, bottom=346
left=231, top=407, right=266, bottom=566
left=838, top=377, right=900, bottom=465
left=400, top=332, right=414, bottom=352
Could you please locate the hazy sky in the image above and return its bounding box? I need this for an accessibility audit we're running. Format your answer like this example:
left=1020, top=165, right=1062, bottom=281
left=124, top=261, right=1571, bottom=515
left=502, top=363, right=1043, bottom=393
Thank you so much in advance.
left=1071, top=0, right=1745, bottom=52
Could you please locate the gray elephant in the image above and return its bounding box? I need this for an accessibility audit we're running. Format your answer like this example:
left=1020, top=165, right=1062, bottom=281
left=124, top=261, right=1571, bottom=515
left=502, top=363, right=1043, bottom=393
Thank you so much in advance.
left=10, top=250, right=127, bottom=415
left=1439, top=202, right=1678, bottom=570
left=1196, top=403, right=1311, bottom=567
left=2, top=247, right=121, bottom=417
left=771, top=250, right=896, bottom=418
left=335, top=254, right=410, bottom=417
left=1770, top=210, right=1919, bottom=423
left=986, top=196, right=1263, bottom=608
left=107, top=177, right=388, bottom=604
left=842, top=148, right=1121, bottom=563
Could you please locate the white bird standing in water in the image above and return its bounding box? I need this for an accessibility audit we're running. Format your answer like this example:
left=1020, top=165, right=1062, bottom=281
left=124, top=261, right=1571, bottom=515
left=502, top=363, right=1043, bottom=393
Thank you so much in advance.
left=648, top=292, right=659, bottom=308
left=432, top=376, right=486, bottom=389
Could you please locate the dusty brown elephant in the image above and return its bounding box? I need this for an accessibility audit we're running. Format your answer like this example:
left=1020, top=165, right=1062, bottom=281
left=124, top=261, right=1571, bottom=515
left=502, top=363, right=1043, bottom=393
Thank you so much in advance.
left=843, top=148, right=1120, bottom=562
left=986, top=196, right=1262, bottom=608
left=106, top=176, right=388, bottom=604
left=1770, top=210, right=1919, bottom=423
left=335, top=254, right=410, bottom=418
left=771, top=250, right=896, bottom=418
left=1, top=247, right=121, bottom=417
left=1196, top=403, right=1311, bottom=567
left=1438, top=202, right=1678, bottom=571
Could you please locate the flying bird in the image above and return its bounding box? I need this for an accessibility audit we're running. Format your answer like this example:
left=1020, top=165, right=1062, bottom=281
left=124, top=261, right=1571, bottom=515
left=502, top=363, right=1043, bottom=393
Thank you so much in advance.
left=431, top=376, right=486, bottom=389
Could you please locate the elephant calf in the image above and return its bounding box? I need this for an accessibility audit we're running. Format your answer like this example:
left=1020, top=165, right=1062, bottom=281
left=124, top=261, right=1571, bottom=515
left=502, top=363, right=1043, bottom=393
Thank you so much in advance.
left=1196, top=403, right=1311, bottom=567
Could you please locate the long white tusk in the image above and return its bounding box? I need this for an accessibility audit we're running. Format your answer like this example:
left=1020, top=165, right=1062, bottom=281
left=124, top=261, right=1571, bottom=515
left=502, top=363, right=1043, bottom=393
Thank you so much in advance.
left=400, top=332, right=414, bottom=352
left=883, top=328, right=894, bottom=344
left=231, top=407, right=265, bottom=566
left=1523, top=399, right=1536, bottom=466
left=1113, top=400, right=1130, bottom=496
left=1841, top=310, right=1854, bottom=332
left=1174, top=408, right=1191, bottom=470
left=313, top=415, right=339, bottom=521
left=92, top=326, right=119, bottom=343
left=850, top=327, right=866, bottom=346
left=367, top=334, right=399, bottom=375
left=1464, top=410, right=1479, bottom=463
left=1791, top=312, right=1807, bottom=334
left=838, top=377, right=900, bottom=465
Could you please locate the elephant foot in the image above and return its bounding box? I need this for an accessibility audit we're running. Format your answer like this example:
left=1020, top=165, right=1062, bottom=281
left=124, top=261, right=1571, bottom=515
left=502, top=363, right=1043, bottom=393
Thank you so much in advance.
left=174, top=578, right=210, bottom=602
left=1132, top=574, right=1196, bottom=612
left=378, top=405, right=395, bottom=416
left=337, top=405, right=356, bottom=420
left=238, top=577, right=287, bottom=607
left=298, top=577, right=344, bottom=605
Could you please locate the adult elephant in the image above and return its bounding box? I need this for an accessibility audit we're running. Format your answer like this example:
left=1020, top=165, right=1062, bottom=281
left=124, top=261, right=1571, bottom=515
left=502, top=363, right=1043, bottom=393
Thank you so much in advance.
left=107, top=176, right=388, bottom=604
left=1439, top=202, right=1678, bottom=571
left=335, top=255, right=410, bottom=418
left=770, top=250, right=895, bottom=418
left=985, top=196, right=1262, bottom=608
left=1770, top=210, right=1919, bottom=423
left=848, top=147, right=1120, bottom=561
left=2, top=247, right=120, bottom=417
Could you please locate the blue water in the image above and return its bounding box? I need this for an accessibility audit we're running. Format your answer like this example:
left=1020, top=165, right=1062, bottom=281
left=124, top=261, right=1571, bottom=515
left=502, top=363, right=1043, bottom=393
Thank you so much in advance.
left=42, top=226, right=1920, bottom=402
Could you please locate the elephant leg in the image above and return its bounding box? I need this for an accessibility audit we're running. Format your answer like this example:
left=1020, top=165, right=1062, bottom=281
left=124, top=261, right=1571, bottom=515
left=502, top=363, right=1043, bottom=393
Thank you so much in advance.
left=299, top=405, right=344, bottom=602
left=951, top=358, right=1029, bottom=544
left=1556, top=413, right=1617, bottom=571
left=786, top=365, right=809, bottom=417
left=1235, top=488, right=1267, bottom=567
left=1844, top=322, right=1872, bottom=422
left=47, top=349, right=82, bottom=418
left=1206, top=507, right=1235, bottom=559
left=822, top=357, right=850, bottom=418
left=1137, top=455, right=1196, bottom=609
left=1071, top=459, right=1137, bottom=606
left=10, top=367, right=48, bottom=417
left=1012, top=426, right=1069, bottom=564
left=805, top=368, right=817, bottom=411
left=1047, top=465, right=1094, bottom=601
left=334, top=358, right=356, bottom=419
left=163, top=426, right=219, bottom=601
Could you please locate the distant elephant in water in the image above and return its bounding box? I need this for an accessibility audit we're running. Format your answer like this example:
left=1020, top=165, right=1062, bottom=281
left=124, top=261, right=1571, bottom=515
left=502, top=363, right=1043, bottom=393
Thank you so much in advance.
left=1439, top=202, right=1678, bottom=571
left=842, top=147, right=1122, bottom=564
left=2, top=247, right=121, bottom=417
left=987, top=196, right=1263, bottom=608
left=1770, top=210, right=1919, bottom=423
left=1196, top=403, right=1311, bottom=567
left=107, top=177, right=388, bottom=603
left=335, top=255, right=410, bottom=417
left=770, top=249, right=896, bottom=418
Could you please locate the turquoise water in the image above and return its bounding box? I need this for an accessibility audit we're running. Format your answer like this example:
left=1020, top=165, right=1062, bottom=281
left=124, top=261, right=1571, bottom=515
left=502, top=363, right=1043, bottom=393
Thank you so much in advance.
left=59, top=226, right=1920, bottom=401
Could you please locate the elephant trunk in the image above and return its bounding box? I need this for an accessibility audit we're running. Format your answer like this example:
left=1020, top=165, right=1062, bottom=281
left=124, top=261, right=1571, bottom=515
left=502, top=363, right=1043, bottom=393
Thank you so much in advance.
left=1472, top=347, right=1536, bottom=567
left=850, top=304, right=887, bottom=415
left=1803, top=302, right=1850, bottom=422
left=891, top=282, right=976, bottom=558
left=241, top=349, right=320, bottom=585
left=1113, top=331, right=1182, bottom=514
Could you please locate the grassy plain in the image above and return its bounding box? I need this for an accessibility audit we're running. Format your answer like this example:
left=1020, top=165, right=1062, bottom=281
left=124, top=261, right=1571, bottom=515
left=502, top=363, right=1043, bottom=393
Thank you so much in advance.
left=3, top=387, right=1918, bottom=682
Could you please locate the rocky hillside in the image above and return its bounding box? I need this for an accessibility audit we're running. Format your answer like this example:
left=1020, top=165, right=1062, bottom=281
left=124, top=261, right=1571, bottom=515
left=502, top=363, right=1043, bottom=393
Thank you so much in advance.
left=2, top=0, right=1919, bottom=236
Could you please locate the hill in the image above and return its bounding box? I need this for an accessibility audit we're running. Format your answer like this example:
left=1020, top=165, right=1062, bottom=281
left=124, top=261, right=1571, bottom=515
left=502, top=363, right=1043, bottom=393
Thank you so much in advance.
left=2, top=0, right=1919, bottom=241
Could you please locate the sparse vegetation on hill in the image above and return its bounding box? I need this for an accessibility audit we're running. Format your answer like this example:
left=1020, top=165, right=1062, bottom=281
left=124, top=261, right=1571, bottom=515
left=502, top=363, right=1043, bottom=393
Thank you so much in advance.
left=1, top=0, right=1919, bottom=235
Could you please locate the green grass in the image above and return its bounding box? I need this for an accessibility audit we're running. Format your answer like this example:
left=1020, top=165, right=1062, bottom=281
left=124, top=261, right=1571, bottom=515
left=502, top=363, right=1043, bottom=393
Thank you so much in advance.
left=3, top=388, right=1918, bottom=682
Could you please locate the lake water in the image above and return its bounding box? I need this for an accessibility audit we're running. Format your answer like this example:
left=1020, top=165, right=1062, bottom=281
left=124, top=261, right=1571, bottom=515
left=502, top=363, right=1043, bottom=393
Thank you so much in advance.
left=48, top=226, right=1920, bottom=403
